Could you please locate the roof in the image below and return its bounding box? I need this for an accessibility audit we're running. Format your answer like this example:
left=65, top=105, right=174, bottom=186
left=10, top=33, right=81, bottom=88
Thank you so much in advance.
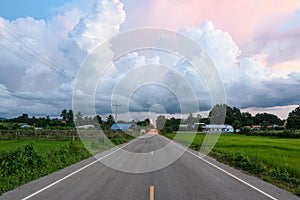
left=76, top=124, right=95, bottom=129
left=111, top=124, right=132, bottom=130
left=204, top=124, right=233, bottom=129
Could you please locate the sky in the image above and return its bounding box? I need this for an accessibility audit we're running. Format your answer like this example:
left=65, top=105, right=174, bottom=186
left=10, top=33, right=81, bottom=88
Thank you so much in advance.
left=0, top=0, right=299, bottom=119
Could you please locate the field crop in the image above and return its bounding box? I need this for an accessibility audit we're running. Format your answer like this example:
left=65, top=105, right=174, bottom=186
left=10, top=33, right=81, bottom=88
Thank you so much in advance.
left=0, top=135, right=133, bottom=195
left=0, top=139, right=72, bottom=154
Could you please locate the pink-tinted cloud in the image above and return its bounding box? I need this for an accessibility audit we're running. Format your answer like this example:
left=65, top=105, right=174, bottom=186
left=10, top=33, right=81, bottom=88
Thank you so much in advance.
left=126, top=0, right=300, bottom=50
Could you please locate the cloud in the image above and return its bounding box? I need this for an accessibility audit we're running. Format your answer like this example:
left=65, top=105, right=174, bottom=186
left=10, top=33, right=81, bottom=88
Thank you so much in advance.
left=125, top=0, right=300, bottom=48
left=172, top=21, right=300, bottom=112
left=179, top=20, right=241, bottom=82
left=0, top=0, right=126, bottom=118
left=0, top=1, right=300, bottom=119
left=59, top=0, right=125, bottom=66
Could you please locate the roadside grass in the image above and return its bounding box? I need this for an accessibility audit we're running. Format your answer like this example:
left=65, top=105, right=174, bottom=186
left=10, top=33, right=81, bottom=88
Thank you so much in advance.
left=0, top=139, right=72, bottom=154
left=0, top=136, right=134, bottom=196
left=164, top=133, right=300, bottom=196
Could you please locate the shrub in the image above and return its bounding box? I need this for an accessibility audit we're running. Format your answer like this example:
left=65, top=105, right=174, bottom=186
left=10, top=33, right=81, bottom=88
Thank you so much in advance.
left=296, top=185, right=300, bottom=196
left=0, top=142, right=90, bottom=195
left=240, top=127, right=252, bottom=135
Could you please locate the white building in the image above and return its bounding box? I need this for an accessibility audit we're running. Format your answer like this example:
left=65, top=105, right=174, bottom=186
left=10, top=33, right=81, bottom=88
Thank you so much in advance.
left=76, top=124, right=95, bottom=130
left=203, top=124, right=234, bottom=133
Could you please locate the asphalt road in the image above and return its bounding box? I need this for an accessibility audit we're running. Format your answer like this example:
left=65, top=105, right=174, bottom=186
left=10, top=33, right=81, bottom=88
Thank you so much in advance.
left=1, top=133, right=299, bottom=200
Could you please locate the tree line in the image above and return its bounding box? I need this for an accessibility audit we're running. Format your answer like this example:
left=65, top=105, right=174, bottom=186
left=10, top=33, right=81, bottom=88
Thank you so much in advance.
left=1, top=105, right=299, bottom=131
left=156, top=104, right=300, bottom=133
left=0, top=110, right=116, bottom=130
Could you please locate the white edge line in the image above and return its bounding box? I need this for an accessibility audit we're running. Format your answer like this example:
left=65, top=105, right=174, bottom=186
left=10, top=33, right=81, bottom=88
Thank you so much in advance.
left=161, top=135, right=278, bottom=200
left=22, top=138, right=138, bottom=200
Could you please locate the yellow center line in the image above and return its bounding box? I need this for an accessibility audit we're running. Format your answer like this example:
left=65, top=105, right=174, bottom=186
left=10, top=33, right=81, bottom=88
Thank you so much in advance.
left=150, top=185, right=154, bottom=200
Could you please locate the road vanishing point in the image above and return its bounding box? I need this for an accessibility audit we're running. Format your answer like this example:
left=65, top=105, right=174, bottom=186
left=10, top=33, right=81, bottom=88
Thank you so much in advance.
left=1, top=132, right=299, bottom=200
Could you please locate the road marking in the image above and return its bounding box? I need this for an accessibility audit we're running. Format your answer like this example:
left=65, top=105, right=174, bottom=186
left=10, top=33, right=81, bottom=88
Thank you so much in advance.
left=22, top=139, right=138, bottom=200
left=150, top=185, right=155, bottom=200
left=161, top=135, right=278, bottom=200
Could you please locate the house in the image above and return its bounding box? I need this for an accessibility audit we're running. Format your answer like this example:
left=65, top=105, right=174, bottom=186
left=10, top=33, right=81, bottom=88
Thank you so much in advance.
left=203, top=124, right=234, bottom=133
left=110, top=124, right=133, bottom=131
left=76, top=124, right=95, bottom=129
left=140, top=129, right=146, bottom=134
left=250, top=125, right=262, bottom=130
left=20, top=123, right=30, bottom=128
left=179, top=124, right=188, bottom=129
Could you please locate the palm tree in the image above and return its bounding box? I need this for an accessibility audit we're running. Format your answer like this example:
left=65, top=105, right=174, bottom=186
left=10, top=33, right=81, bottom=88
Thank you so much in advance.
left=60, top=109, right=67, bottom=121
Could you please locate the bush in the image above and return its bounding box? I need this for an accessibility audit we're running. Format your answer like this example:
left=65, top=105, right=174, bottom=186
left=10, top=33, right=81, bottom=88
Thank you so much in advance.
left=278, top=130, right=300, bottom=138
left=0, top=142, right=90, bottom=195
left=296, top=185, right=300, bottom=196
left=240, top=127, right=252, bottom=135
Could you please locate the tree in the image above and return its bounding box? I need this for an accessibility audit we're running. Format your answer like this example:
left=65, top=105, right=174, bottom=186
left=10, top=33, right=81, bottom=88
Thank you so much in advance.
left=137, top=119, right=150, bottom=127
left=156, top=115, right=166, bottom=130
left=226, top=106, right=242, bottom=125
left=46, top=115, right=50, bottom=127
left=106, top=115, right=115, bottom=127
left=232, top=119, right=242, bottom=131
left=209, top=104, right=241, bottom=125
left=254, top=113, right=282, bottom=125
left=209, top=104, right=227, bottom=124
left=19, top=114, right=29, bottom=123
left=66, top=110, right=74, bottom=126
left=241, top=112, right=254, bottom=126
left=165, top=117, right=180, bottom=132
left=60, top=109, right=67, bottom=121
left=286, top=106, right=300, bottom=129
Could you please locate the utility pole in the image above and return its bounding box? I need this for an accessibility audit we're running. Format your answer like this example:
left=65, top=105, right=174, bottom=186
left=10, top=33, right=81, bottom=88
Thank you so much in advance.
left=112, top=101, right=121, bottom=123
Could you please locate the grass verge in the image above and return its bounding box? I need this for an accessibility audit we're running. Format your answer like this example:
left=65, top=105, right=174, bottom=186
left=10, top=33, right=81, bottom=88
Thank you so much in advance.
left=0, top=136, right=133, bottom=195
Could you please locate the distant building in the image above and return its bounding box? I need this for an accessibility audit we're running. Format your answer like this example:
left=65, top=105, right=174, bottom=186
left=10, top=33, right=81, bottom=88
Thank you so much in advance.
left=246, top=124, right=281, bottom=130
left=249, top=125, right=262, bottom=130
left=20, top=123, right=30, bottom=128
left=110, top=124, right=133, bottom=131
left=76, top=124, right=95, bottom=129
left=203, top=124, right=234, bottom=133
left=179, top=124, right=188, bottom=129
left=140, top=129, right=146, bottom=134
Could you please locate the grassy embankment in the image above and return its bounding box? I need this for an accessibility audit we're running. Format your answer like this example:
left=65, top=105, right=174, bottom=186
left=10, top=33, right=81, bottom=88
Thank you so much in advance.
left=164, top=133, right=300, bottom=196
left=0, top=135, right=133, bottom=195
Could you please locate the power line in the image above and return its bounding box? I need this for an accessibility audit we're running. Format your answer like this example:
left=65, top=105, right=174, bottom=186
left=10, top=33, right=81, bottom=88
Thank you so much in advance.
left=0, top=25, right=74, bottom=105
left=0, top=87, right=59, bottom=106
left=0, top=26, right=72, bottom=81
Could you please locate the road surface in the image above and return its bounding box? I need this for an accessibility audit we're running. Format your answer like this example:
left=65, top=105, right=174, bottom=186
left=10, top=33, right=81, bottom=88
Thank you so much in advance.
left=1, top=133, right=299, bottom=200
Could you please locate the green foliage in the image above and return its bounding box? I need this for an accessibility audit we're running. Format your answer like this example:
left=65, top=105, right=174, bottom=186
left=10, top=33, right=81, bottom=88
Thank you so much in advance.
left=208, top=104, right=288, bottom=132
left=240, top=126, right=252, bottom=135
left=296, top=185, right=300, bottom=196
left=106, top=115, right=115, bottom=127
left=0, top=131, right=134, bottom=195
left=136, top=118, right=150, bottom=127
left=209, top=104, right=242, bottom=130
left=239, top=129, right=300, bottom=138
left=0, top=123, right=9, bottom=130
left=254, top=113, right=283, bottom=126
left=0, top=142, right=90, bottom=195
left=287, top=106, right=300, bottom=130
